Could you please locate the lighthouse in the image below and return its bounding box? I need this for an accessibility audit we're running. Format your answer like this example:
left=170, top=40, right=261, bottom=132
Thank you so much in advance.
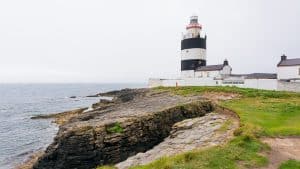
left=181, top=15, right=207, bottom=78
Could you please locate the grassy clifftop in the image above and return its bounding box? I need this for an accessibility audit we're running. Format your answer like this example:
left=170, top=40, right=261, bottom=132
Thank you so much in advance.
left=99, top=86, right=300, bottom=169
left=158, top=86, right=300, bottom=137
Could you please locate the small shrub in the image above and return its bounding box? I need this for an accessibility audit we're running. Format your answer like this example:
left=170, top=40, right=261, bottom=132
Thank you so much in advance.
left=106, top=122, right=123, bottom=134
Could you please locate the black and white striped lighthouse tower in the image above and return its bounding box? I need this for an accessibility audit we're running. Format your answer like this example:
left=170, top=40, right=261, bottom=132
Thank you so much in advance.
left=181, top=15, right=207, bottom=78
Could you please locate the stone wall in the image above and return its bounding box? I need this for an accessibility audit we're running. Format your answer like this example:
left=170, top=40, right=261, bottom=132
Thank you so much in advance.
left=278, top=81, right=300, bottom=92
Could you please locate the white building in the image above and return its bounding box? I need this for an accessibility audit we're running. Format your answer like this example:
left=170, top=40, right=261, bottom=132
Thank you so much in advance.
left=148, top=16, right=300, bottom=92
left=277, top=55, right=300, bottom=92
left=277, top=55, right=300, bottom=81
left=194, top=60, right=232, bottom=79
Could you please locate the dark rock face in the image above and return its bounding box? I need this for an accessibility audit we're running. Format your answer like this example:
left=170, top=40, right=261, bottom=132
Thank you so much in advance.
left=33, top=101, right=213, bottom=169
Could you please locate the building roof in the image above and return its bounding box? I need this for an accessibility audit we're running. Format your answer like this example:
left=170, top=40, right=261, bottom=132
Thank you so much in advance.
left=277, top=58, right=300, bottom=66
left=245, top=73, right=277, bottom=79
left=230, top=73, right=277, bottom=79
left=196, top=64, right=224, bottom=71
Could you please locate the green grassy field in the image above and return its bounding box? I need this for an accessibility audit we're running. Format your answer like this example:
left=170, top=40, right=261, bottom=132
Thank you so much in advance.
left=222, top=97, right=300, bottom=136
left=98, top=86, right=300, bottom=169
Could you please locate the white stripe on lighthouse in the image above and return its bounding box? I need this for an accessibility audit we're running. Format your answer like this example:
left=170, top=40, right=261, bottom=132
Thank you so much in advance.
left=181, top=48, right=206, bottom=60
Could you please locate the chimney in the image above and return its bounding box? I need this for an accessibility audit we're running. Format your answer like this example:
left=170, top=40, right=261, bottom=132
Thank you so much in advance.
left=281, top=54, right=287, bottom=61
left=223, top=59, right=229, bottom=66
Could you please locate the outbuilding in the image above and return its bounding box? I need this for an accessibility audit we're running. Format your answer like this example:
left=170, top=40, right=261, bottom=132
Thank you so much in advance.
left=277, top=55, right=300, bottom=81
left=195, top=59, right=232, bottom=78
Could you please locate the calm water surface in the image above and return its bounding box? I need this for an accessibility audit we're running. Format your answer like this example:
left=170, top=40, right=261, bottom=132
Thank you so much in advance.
left=0, top=83, right=145, bottom=169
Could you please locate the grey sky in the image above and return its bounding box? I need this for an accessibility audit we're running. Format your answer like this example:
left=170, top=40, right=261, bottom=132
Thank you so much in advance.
left=0, top=0, right=299, bottom=83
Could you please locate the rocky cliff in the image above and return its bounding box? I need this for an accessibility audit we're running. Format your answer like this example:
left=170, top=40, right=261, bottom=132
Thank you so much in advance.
left=33, top=89, right=214, bottom=169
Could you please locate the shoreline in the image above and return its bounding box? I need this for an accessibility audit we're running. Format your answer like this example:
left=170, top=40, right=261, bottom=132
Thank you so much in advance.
left=31, top=107, right=89, bottom=125
left=15, top=151, right=44, bottom=169
left=16, top=91, right=117, bottom=169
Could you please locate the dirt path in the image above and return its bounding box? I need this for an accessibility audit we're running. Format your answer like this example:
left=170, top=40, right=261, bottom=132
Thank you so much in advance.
left=261, top=138, right=300, bottom=169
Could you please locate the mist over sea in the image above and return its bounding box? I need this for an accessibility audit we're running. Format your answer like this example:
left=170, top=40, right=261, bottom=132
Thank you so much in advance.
left=0, top=83, right=145, bottom=169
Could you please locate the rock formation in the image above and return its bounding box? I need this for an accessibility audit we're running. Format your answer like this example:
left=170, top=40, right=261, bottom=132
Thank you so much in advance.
left=33, top=89, right=214, bottom=169
left=116, top=112, right=238, bottom=169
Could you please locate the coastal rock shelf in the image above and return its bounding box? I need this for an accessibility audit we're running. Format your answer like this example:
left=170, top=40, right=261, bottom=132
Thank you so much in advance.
left=33, top=89, right=213, bottom=169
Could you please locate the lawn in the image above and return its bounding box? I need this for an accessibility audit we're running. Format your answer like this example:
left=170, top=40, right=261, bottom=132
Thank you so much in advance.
left=222, top=97, right=300, bottom=136
left=98, top=86, right=300, bottom=169
left=159, top=86, right=300, bottom=136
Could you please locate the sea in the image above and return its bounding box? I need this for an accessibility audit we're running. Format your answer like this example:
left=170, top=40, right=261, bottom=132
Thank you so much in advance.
left=0, top=83, right=145, bottom=169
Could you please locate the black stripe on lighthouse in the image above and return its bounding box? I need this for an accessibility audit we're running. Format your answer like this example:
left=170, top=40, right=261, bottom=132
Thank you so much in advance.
left=181, top=59, right=206, bottom=71
left=181, top=37, right=206, bottom=50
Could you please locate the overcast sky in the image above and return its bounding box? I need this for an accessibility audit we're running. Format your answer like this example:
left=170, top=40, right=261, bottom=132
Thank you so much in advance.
left=0, top=0, right=299, bottom=83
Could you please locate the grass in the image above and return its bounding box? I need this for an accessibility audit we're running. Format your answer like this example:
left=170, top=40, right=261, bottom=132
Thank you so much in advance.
left=129, top=136, right=268, bottom=169
left=218, top=119, right=233, bottom=132
left=98, top=86, right=300, bottom=169
left=106, top=122, right=124, bottom=134
left=97, top=166, right=116, bottom=169
left=155, top=86, right=300, bottom=98
left=98, top=136, right=268, bottom=169
left=159, top=86, right=300, bottom=137
left=222, top=97, right=300, bottom=136
left=279, top=160, right=300, bottom=169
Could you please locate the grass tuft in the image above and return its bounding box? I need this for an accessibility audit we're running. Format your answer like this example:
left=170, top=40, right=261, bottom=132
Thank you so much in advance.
left=279, top=160, right=300, bottom=169
left=106, top=122, right=124, bottom=134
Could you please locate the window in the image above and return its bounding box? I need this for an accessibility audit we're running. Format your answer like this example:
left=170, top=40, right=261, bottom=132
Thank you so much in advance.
left=222, top=81, right=244, bottom=84
left=207, top=72, right=210, bottom=77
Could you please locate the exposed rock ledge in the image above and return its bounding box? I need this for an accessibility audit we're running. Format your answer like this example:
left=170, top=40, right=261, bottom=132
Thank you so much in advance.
left=116, top=112, right=238, bottom=169
left=31, top=107, right=88, bottom=125
left=32, top=88, right=234, bottom=169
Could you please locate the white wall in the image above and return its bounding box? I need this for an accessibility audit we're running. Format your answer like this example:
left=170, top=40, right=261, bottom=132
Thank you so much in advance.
left=243, top=79, right=278, bottom=90
left=277, top=66, right=300, bottom=80
left=148, top=78, right=164, bottom=87
left=148, top=78, right=219, bottom=87
left=278, top=81, right=300, bottom=92
left=149, top=77, right=278, bottom=91
left=194, top=66, right=231, bottom=78
left=181, top=70, right=195, bottom=78
left=195, top=70, right=219, bottom=78
left=220, top=65, right=232, bottom=75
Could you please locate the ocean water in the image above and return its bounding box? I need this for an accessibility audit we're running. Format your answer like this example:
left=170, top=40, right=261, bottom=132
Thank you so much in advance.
left=0, top=83, right=145, bottom=169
